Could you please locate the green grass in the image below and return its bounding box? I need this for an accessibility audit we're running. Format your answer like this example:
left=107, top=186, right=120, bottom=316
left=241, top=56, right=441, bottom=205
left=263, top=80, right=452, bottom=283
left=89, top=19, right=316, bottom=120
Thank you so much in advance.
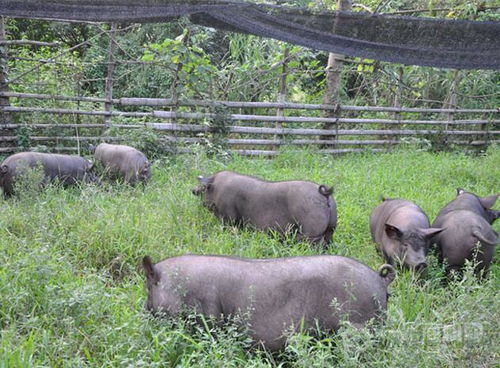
left=0, top=146, right=499, bottom=367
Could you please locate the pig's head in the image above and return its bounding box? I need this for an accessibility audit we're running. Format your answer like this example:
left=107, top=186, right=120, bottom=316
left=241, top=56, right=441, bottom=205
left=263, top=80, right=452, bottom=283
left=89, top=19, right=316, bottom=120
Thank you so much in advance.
left=192, top=175, right=215, bottom=202
left=0, top=164, right=8, bottom=185
left=142, top=256, right=162, bottom=313
left=84, top=172, right=101, bottom=184
left=456, top=188, right=499, bottom=224
left=384, top=223, right=444, bottom=271
left=142, top=256, right=181, bottom=317
left=139, top=163, right=151, bottom=183
left=83, top=160, right=100, bottom=184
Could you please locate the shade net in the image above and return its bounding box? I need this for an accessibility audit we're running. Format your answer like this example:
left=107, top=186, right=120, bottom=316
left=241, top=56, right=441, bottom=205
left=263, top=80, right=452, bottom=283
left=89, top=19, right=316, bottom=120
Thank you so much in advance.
left=1, top=0, right=499, bottom=70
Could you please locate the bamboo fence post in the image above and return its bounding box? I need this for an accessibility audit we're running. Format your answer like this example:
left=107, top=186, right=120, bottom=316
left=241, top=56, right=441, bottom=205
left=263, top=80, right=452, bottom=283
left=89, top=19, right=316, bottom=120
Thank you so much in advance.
left=275, top=46, right=289, bottom=150
left=0, top=16, right=14, bottom=153
left=393, top=66, right=403, bottom=123
left=104, top=23, right=117, bottom=128
left=169, top=29, right=190, bottom=139
left=0, top=17, right=10, bottom=125
left=322, top=0, right=352, bottom=144
left=387, top=66, right=403, bottom=142
left=442, top=70, right=461, bottom=132
left=74, top=70, right=83, bottom=154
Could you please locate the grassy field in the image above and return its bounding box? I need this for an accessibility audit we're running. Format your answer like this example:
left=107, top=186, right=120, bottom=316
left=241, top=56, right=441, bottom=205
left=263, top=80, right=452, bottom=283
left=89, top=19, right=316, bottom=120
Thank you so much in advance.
left=0, top=147, right=499, bottom=367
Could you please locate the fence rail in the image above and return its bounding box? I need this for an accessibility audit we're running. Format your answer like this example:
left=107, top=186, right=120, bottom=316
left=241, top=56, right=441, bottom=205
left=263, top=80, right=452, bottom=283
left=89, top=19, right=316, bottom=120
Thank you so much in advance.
left=2, top=92, right=498, bottom=114
left=4, top=106, right=498, bottom=127
left=0, top=93, right=498, bottom=156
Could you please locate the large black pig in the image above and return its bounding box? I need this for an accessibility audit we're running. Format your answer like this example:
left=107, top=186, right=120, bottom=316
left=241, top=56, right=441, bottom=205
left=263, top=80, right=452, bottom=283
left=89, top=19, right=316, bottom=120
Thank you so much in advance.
left=433, top=188, right=499, bottom=225
left=370, top=198, right=443, bottom=271
left=143, top=254, right=395, bottom=351
left=0, top=152, right=96, bottom=197
left=92, top=143, right=151, bottom=185
left=432, top=189, right=499, bottom=277
left=192, top=171, right=337, bottom=245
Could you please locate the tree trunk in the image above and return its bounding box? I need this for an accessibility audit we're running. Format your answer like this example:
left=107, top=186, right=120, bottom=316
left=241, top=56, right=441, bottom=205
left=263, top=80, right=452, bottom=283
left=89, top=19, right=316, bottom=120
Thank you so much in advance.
left=322, top=0, right=352, bottom=144
left=104, top=23, right=117, bottom=128
left=0, top=17, right=10, bottom=124
left=275, top=46, right=289, bottom=150
left=392, top=66, right=404, bottom=121
left=441, top=70, right=461, bottom=131
left=170, top=28, right=190, bottom=143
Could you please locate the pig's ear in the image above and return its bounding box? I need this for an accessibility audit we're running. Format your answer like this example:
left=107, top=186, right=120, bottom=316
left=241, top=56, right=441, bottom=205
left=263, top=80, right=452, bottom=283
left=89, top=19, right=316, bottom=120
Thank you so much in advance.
left=385, top=223, right=403, bottom=240
left=0, top=164, right=7, bottom=174
left=142, top=256, right=159, bottom=284
left=197, top=176, right=213, bottom=188
left=420, top=227, right=444, bottom=238
left=479, top=194, right=499, bottom=210
left=456, top=188, right=466, bottom=196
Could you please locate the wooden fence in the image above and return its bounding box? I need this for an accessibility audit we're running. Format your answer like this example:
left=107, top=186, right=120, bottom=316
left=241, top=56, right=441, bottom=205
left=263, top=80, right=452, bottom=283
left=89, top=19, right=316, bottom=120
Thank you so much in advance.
left=0, top=18, right=498, bottom=157
left=0, top=91, right=498, bottom=156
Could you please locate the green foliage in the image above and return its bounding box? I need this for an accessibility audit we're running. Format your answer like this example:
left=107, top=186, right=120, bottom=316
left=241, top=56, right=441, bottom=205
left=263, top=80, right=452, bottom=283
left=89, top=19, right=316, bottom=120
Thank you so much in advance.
left=11, top=161, right=46, bottom=200
left=0, top=148, right=498, bottom=366
left=15, top=124, right=32, bottom=152
left=9, top=43, right=84, bottom=97
left=141, top=28, right=218, bottom=99
left=356, top=59, right=375, bottom=74
left=199, top=105, right=231, bottom=158
left=105, top=125, right=177, bottom=159
left=81, top=22, right=181, bottom=98
left=0, top=46, right=7, bottom=80
left=7, top=18, right=92, bottom=49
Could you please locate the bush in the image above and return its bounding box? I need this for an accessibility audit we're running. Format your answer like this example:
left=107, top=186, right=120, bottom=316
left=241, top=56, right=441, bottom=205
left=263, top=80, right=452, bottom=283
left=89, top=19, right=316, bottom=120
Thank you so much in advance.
left=104, top=126, right=178, bottom=159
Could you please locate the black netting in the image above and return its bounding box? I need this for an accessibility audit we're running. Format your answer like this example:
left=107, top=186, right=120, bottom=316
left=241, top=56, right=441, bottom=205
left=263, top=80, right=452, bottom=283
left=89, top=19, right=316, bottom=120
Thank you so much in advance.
left=1, top=0, right=499, bottom=69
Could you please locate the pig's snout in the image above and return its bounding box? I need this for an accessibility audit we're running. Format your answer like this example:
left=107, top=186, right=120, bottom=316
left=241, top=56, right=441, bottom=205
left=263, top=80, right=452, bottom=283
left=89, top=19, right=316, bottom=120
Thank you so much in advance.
left=415, top=262, right=428, bottom=272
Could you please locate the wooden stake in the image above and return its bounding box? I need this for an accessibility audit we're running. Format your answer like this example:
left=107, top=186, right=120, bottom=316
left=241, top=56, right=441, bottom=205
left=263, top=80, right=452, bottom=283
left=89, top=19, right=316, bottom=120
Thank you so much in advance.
left=104, top=23, right=117, bottom=128
left=0, top=17, right=10, bottom=125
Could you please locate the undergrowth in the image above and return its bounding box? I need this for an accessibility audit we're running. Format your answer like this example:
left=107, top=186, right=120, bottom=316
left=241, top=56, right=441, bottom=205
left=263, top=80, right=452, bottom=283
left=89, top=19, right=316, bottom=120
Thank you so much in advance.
left=0, top=147, right=498, bottom=367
